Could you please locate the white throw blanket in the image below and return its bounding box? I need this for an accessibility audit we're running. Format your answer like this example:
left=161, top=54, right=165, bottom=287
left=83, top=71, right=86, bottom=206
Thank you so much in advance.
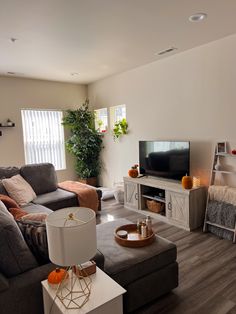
left=208, top=185, right=236, bottom=206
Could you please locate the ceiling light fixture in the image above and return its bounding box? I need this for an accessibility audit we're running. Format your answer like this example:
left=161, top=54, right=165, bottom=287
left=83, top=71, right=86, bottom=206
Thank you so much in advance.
left=155, top=47, right=178, bottom=56
left=189, top=13, right=207, bottom=22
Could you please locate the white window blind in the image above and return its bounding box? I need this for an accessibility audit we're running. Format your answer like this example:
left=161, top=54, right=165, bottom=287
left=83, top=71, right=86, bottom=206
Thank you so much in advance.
left=94, top=108, right=108, bottom=133
left=21, top=109, right=66, bottom=170
left=110, top=104, right=126, bottom=127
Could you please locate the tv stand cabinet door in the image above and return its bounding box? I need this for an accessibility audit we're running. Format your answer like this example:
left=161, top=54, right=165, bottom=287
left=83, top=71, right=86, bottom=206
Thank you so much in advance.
left=166, top=191, right=189, bottom=229
left=124, top=181, right=139, bottom=209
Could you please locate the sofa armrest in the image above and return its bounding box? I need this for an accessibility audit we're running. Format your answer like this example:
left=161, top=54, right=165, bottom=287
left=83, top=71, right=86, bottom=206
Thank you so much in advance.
left=0, top=263, right=55, bottom=314
left=0, top=273, right=9, bottom=292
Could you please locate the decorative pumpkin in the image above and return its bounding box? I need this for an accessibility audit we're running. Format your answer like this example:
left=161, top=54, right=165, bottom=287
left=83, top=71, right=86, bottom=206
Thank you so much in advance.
left=182, top=174, right=193, bottom=189
left=48, top=268, right=68, bottom=285
left=128, top=164, right=139, bottom=178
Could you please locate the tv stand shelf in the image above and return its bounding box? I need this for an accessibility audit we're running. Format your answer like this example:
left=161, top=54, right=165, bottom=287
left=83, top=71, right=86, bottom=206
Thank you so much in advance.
left=142, top=194, right=166, bottom=203
left=124, top=176, right=206, bottom=231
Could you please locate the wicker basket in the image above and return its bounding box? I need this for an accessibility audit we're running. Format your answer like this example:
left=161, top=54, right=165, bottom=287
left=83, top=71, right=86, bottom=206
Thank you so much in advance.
left=146, top=199, right=164, bottom=213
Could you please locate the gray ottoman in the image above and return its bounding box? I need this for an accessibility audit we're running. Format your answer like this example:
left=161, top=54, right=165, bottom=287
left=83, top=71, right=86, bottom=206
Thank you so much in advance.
left=96, top=218, right=178, bottom=313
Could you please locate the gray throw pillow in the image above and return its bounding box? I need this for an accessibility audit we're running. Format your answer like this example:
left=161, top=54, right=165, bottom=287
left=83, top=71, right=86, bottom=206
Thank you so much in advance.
left=0, top=210, right=38, bottom=277
left=17, top=220, right=49, bottom=264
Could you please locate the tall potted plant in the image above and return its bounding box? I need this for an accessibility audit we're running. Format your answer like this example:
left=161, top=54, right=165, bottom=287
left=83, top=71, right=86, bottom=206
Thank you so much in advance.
left=62, top=99, right=103, bottom=186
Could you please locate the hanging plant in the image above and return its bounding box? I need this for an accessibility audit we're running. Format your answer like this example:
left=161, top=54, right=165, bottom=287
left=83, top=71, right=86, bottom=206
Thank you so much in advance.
left=113, top=118, right=128, bottom=141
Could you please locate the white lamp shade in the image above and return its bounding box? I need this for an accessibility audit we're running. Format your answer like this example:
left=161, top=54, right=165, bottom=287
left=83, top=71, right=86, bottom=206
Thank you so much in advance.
left=46, top=207, right=97, bottom=266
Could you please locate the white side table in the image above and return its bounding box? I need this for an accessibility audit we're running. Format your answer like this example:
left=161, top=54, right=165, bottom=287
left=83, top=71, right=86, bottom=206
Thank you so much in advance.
left=42, top=267, right=126, bottom=314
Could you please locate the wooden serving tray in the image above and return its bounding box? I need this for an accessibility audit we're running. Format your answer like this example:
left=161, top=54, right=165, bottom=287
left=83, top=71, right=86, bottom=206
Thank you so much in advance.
left=114, top=224, right=155, bottom=248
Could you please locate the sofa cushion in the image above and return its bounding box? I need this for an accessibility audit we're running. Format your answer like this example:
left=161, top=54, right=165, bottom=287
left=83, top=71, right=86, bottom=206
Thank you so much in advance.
left=2, top=174, right=36, bottom=206
left=0, top=273, right=9, bottom=292
left=22, top=203, right=53, bottom=214
left=32, top=188, right=78, bottom=210
left=20, top=163, right=58, bottom=195
left=96, top=218, right=177, bottom=286
left=0, top=167, right=20, bottom=196
left=0, top=166, right=20, bottom=179
left=0, top=208, right=38, bottom=277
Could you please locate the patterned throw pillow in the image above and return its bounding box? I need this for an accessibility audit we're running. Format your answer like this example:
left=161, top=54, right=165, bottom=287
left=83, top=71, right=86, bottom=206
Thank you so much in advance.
left=17, top=220, right=49, bottom=264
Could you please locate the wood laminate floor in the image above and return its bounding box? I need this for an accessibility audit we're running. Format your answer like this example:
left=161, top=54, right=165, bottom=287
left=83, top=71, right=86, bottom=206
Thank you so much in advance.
left=97, top=199, right=236, bottom=314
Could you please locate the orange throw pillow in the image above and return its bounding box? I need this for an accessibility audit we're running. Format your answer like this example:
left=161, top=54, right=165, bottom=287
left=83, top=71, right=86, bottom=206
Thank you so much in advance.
left=0, top=194, right=19, bottom=209
left=9, top=207, right=28, bottom=220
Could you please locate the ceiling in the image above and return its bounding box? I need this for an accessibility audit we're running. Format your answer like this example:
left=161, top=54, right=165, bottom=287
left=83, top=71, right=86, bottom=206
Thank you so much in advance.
left=1, top=0, right=236, bottom=84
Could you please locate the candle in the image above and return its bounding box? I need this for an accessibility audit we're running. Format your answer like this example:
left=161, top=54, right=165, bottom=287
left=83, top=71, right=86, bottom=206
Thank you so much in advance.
left=193, top=176, right=201, bottom=188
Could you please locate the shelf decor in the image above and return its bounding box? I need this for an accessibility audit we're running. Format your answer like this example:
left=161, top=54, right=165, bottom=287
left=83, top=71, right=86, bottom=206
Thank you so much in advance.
left=128, top=164, right=139, bottom=178
left=216, top=142, right=227, bottom=154
left=114, top=224, right=155, bottom=248
left=0, top=119, right=15, bottom=136
left=181, top=174, right=193, bottom=189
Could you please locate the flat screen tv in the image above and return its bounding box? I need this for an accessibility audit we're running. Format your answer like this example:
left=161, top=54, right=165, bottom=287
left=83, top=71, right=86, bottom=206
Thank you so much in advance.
left=139, top=141, right=190, bottom=181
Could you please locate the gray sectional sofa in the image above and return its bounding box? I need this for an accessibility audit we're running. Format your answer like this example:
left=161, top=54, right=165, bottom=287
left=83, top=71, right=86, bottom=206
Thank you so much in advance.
left=0, top=163, right=178, bottom=314
left=0, top=163, right=103, bottom=314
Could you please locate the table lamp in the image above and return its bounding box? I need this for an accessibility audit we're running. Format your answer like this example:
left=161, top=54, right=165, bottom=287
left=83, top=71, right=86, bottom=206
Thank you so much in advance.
left=46, top=207, right=97, bottom=309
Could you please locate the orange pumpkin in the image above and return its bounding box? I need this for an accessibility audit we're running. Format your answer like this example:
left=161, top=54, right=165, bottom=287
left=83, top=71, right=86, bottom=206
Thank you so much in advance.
left=48, top=268, right=68, bottom=284
left=182, top=175, right=193, bottom=189
left=128, top=169, right=138, bottom=178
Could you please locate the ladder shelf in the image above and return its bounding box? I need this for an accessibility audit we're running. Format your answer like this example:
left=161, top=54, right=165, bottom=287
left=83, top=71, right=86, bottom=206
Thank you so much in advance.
left=203, top=144, right=236, bottom=243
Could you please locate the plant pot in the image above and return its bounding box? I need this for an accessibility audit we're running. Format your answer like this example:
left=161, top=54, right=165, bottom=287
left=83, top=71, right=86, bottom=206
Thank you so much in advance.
left=78, top=177, right=97, bottom=187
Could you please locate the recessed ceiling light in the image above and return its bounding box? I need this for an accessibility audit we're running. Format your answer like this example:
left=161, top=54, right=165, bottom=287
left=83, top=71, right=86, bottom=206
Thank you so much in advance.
left=71, top=72, right=79, bottom=76
left=189, top=13, right=207, bottom=22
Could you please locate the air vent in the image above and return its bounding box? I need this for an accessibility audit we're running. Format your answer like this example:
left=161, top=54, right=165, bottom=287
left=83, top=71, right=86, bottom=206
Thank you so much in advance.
left=157, top=47, right=177, bottom=56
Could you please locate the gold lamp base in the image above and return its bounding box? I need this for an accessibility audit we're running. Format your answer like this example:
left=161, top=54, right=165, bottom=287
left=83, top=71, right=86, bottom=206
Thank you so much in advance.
left=56, top=266, right=92, bottom=309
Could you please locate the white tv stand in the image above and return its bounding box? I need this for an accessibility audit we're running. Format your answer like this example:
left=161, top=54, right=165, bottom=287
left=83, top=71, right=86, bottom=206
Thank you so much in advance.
left=124, top=176, right=206, bottom=231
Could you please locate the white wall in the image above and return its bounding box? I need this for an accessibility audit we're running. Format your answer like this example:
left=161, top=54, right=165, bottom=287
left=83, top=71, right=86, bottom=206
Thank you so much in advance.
left=88, top=34, right=236, bottom=187
left=0, top=76, right=87, bottom=181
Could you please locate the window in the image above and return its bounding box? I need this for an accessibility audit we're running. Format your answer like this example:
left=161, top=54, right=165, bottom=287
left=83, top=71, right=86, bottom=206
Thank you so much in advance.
left=94, top=108, right=108, bottom=133
left=110, top=104, right=126, bottom=127
left=21, top=109, right=66, bottom=170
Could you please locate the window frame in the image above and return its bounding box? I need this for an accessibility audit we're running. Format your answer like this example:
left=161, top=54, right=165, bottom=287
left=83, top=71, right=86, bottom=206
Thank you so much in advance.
left=21, top=109, right=66, bottom=171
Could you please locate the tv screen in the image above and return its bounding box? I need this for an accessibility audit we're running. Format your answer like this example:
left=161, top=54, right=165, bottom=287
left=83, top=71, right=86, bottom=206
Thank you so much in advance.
left=139, top=141, right=190, bottom=181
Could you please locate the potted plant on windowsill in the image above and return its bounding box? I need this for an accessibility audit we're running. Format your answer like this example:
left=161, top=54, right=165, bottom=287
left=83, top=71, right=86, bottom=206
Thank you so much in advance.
left=62, top=99, right=103, bottom=186
left=113, top=118, right=128, bottom=141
